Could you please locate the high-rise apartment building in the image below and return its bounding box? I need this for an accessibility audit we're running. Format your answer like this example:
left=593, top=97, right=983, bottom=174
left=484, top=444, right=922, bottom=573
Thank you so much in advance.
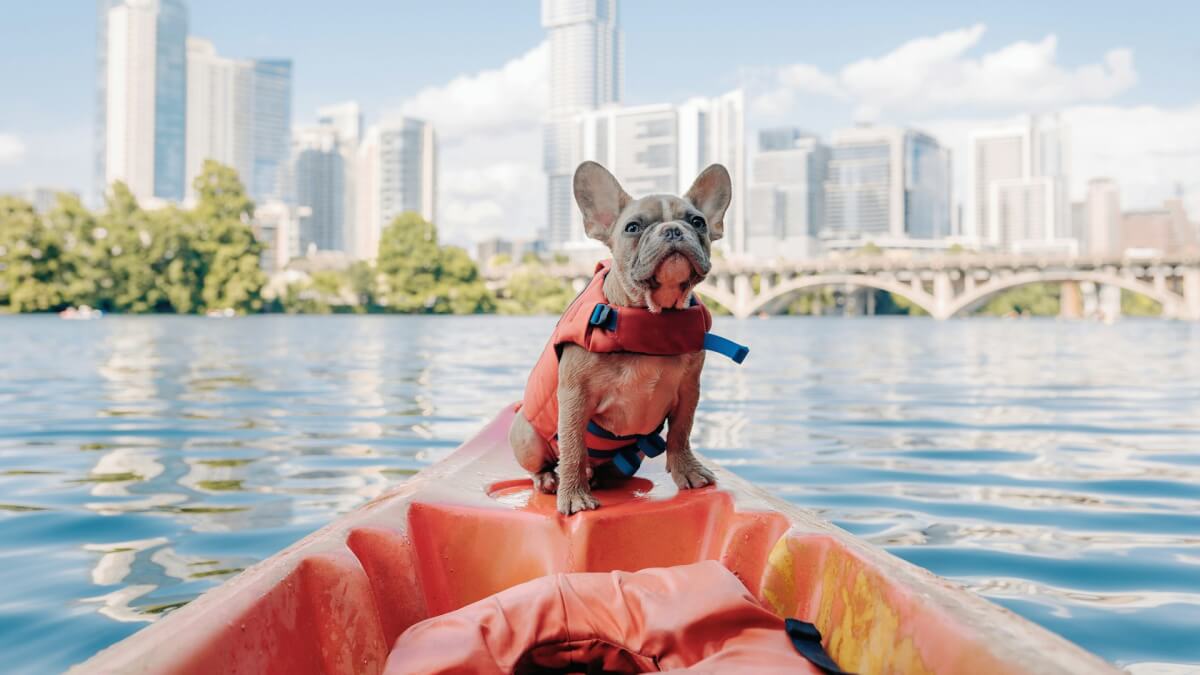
left=292, top=125, right=346, bottom=254
left=183, top=36, right=291, bottom=204
left=542, top=0, right=622, bottom=250
left=185, top=37, right=250, bottom=201
left=679, top=90, right=746, bottom=254
left=317, top=102, right=363, bottom=147
left=1084, top=178, right=1121, bottom=256
left=354, top=119, right=437, bottom=260
left=248, top=60, right=292, bottom=202
left=747, top=128, right=828, bottom=259
left=967, top=115, right=1070, bottom=252
left=572, top=90, right=746, bottom=252
left=96, top=0, right=187, bottom=204
left=822, top=126, right=950, bottom=242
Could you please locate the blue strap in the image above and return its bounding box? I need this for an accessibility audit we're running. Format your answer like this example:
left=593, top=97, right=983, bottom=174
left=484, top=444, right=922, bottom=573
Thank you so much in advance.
left=611, top=448, right=643, bottom=476
left=785, top=619, right=853, bottom=674
left=704, top=333, right=749, bottom=364
left=590, top=302, right=748, bottom=365
left=636, top=433, right=667, bottom=458
left=585, top=419, right=667, bottom=476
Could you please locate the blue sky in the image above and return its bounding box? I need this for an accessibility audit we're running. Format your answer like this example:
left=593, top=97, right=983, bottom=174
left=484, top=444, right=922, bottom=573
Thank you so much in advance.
left=2, top=1, right=1198, bottom=242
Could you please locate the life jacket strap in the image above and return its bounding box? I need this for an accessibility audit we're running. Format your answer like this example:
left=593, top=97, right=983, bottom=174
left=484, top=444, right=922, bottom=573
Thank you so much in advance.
left=588, top=303, right=750, bottom=365
left=784, top=619, right=854, bottom=674
left=703, top=333, right=750, bottom=364
left=585, top=419, right=667, bottom=477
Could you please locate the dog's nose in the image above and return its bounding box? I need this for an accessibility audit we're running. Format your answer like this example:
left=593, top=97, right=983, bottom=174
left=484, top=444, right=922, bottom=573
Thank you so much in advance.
left=662, top=225, right=683, bottom=241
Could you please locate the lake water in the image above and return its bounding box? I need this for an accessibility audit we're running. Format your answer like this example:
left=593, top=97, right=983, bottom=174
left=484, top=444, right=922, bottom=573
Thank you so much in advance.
left=1, top=315, right=1199, bottom=672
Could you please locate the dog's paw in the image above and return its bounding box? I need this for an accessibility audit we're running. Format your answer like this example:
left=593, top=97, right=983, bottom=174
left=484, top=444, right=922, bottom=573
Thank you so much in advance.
left=557, top=487, right=600, bottom=515
left=671, top=462, right=716, bottom=490
left=532, top=470, right=558, bottom=494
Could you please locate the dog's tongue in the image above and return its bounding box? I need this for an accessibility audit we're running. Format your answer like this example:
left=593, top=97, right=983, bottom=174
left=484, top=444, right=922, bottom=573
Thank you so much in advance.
left=649, top=252, right=693, bottom=311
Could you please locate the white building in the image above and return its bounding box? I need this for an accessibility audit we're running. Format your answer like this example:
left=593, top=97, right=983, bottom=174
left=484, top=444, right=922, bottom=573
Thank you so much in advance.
left=747, top=128, right=828, bottom=259
left=253, top=200, right=302, bottom=273
left=822, top=126, right=951, bottom=244
left=317, top=101, right=363, bottom=147
left=572, top=90, right=746, bottom=253
left=354, top=118, right=437, bottom=260
left=104, top=0, right=160, bottom=203
left=97, top=0, right=187, bottom=205
left=183, top=37, right=292, bottom=204
left=292, top=125, right=346, bottom=254
left=314, top=101, right=362, bottom=255
left=185, top=37, right=251, bottom=202
left=967, top=114, right=1071, bottom=252
left=1084, top=178, right=1121, bottom=256
left=542, top=0, right=622, bottom=250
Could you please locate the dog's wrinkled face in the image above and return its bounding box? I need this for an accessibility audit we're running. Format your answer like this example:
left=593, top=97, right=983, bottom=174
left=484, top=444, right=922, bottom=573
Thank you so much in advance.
left=573, top=162, right=732, bottom=312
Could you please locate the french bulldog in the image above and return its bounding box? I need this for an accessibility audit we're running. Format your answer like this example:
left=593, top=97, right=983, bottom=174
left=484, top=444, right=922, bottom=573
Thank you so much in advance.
left=509, top=160, right=732, bottom=514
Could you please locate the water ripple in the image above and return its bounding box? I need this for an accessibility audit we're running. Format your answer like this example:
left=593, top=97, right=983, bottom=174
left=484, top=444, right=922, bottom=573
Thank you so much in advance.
left=0, top=315, right=1198, bottom=672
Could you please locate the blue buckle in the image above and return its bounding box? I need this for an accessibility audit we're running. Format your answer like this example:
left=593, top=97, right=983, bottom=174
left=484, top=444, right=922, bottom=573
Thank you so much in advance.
left=588, top=303, right=617, bottom=330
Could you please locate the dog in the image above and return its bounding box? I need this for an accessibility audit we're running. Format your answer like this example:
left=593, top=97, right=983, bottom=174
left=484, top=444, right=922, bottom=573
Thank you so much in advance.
left=510, top=160, right=732, bottom=515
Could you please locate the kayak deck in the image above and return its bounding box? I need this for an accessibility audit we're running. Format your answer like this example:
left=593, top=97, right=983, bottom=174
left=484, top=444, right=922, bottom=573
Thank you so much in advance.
left=76, top=405, right=1114, bottom=674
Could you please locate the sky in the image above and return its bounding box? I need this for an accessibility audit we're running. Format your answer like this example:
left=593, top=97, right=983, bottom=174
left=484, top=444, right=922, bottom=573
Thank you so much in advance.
left=1, top=0, right=1199, bottom=245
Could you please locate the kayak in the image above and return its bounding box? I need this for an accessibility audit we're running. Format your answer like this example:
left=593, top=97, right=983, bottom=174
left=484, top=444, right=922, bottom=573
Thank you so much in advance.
left=76, top=404, right=1115, bottom=674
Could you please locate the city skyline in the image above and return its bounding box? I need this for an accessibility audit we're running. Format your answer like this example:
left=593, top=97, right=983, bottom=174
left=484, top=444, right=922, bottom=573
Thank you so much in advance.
left=2, top=2, right=1199, bottom=248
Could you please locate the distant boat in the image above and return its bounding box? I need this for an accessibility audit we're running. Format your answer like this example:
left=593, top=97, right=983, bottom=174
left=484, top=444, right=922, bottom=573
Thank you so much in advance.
left=58, top=306, right=102, bottom=320
left=206, top=308, right=236, bottom=318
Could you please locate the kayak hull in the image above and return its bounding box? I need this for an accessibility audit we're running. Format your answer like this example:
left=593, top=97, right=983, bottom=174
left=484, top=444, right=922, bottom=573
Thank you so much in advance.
left=75, top=405, right=1114, bottom=674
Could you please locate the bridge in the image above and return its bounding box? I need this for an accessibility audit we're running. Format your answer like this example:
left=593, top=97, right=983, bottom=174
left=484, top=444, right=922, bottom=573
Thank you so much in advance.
left=484, top=253, right=1200, bottom=320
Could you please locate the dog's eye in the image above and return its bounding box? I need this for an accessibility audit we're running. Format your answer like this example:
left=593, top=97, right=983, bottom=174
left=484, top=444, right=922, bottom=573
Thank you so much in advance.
left=689, top=215, right=707, bottom=230
left=624, top=221, right=642, bottom=234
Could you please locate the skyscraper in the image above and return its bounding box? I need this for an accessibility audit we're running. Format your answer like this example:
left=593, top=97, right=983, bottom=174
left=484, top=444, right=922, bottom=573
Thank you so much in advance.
left=573, top=91, right=746, bottom=251
left=315, top=101, right=362, bottom=253
left=967, top=114, right=1071, bottom=252
left=292, top=125, right=346, bottom=253
left=248, top=60, right=292, bottom=202
left=183, top=38, right=292, bottom=204
left=354, top=118, right=437, bottom=260
left=185, top=37, right=251, bottom=202
left=317, top=101, right=363, bottom=147
left=679, top=90, right=746, bottom=254
left=542, top=0, right=622, bottom=250
left=1085, top=178, right=1121, bottom=256
left=96, top=0, right=187, bottom=204
left=747, top=128, right=828, bottom=259
left=823, top=126, right=950, bottom=241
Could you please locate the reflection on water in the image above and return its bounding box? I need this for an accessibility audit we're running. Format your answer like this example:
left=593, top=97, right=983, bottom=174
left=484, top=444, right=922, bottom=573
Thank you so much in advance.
left=0, top=315, right=1198, bottom=672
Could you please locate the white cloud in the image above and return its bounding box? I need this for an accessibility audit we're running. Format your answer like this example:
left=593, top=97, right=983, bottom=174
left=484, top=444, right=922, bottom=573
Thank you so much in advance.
left=918, top=104, right=1200, bottom=217
left=385, top=44, right=548, bottom=245
left=752, top=24, right=1137, bottom=118
left=392, top=43, right=546, bottom=141
left=0, top=133, right=26, bottom=165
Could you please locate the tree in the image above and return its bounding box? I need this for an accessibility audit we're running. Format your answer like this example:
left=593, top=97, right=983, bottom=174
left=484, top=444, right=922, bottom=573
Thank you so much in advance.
left=375, top=212, right=495, bottom=313
left=498, top=263, right=575, bottom=315
left=45, top=193, right=101, bottom=308
left=434, top=246, right=495, bottom=314
left=191, top=161, right=265, bottom=314
left=0, top=196, right=69, bottom=311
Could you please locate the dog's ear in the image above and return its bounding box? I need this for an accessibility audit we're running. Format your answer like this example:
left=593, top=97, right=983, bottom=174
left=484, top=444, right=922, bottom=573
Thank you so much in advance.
left=574, top=161, right=630, bottom=245
left=684, top=164, right=732, bottom=242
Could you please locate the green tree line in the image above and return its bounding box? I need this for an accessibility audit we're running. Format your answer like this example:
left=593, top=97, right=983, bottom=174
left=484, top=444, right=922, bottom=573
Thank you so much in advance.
left=0, top=161, right=576, bottom=316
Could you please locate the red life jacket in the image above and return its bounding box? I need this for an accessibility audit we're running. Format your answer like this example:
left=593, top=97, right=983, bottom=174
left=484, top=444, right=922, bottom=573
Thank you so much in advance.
left=519, top=260, right=747, bottom=476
